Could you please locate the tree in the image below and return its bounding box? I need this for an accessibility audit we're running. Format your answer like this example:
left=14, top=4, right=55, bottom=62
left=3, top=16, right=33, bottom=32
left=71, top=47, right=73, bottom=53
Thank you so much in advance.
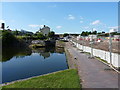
left=63, top=33, right=69, bottom=37
left=92, top=30, right=97, bottom=34
left=37, top=33, right=46, bottom=39
left=2, top=30, right=18, bottom=46
left=25, top=33, right=32, bottom=36
left=12, top=30, right=19, bottom=36
left=81, top=31, right=89, bottom=36
left=102, top=31, right=105, bottom=33
left=48, top=31, right=55, bottom=39
left=89, top=31, right=92, bottom=35
left=97, top=32, right=102, bottom=35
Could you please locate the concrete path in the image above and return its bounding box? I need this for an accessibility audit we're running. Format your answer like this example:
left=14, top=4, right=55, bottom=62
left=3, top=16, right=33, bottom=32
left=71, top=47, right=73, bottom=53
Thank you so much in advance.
left=66, top=42, right=119, bottom=89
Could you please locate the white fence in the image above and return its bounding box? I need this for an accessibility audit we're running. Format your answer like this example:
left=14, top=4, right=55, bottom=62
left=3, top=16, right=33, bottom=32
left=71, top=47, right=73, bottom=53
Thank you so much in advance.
left=70, top=40, right=120, bottom=68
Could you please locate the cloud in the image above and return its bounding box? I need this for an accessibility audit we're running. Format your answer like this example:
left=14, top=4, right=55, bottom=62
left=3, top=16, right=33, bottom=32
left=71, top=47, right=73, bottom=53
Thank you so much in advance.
left=84, top=26, right=89, bottom=29
left=108, top=26, right=120, bottom=32
left=90, top=20, right=101, bottom=25
left=56, top=26, right=62, bottom=29
left=0, top=20, right=5, bottom=24
left=80, top=21, right=83, bottom=23
left=68, top=14, right=75, bottom=20
left=28, top=24, right=43, bottom=28
left=108, top=26, right=120, bottom=29
left=80, top=16, right=83, bottom=20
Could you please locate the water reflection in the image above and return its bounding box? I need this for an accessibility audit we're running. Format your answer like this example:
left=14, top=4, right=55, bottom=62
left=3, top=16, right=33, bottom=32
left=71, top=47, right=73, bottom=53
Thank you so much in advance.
left=32, top=47, right=64, bottom=59
left=2, top=46, right=67, bottom=83
left=2, top=46, right=65, bottom=62
left=2, top=47, right=32, bottom=62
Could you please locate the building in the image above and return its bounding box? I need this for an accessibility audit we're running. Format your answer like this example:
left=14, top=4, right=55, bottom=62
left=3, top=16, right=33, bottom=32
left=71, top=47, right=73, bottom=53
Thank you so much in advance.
left=113, top=35, right=120, bottom=41
left=85, top=35, right=97, bottom=41
left=39, top=25, right=50, bottom=36
left=77, top=35, right=84, bottom=40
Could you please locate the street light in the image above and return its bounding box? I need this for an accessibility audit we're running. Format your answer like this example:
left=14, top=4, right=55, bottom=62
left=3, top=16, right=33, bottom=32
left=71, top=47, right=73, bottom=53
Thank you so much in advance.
left=82, top=36, right=85, bottom=52
left=109, top=28, right=117, bottom=66
left=89, top=28, right=94, bottom=59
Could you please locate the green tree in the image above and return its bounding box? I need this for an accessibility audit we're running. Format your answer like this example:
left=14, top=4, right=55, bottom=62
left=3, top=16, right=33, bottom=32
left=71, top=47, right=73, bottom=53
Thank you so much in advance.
left=92, top=31, right=97, bottom=34
left=97, top=32, right=102, bottom=35
left=12, top=30, right=19, bottom=36
left=2, top=31, right=18, bottom=47
left=89, top=31, right=92, bottom=35
left=48, top=31, right=55, bottom=39
left=25, top=33, right=32, bottom=36
left=81, top=31, right=89, bottom=36
left=102, top=31, right=105, bottom=33
left=37, top=33, right=46, bottom=39
left=63, top=33, right=69, bottom=37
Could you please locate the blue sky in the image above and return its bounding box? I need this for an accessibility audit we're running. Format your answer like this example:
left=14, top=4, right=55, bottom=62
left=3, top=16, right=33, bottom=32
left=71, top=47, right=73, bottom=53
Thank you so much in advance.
left=1, top=2, right=118, bottom=34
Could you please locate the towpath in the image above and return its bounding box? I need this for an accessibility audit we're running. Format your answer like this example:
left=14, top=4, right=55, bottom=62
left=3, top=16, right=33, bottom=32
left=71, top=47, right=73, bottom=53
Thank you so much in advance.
left=66, top=42, right=119, bottom=89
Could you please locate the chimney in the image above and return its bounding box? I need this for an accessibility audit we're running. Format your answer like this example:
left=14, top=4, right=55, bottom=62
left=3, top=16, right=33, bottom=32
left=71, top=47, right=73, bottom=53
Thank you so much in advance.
left=1, top=23, right=5, bottom=30
left=44, top=25, right=45, bottom=27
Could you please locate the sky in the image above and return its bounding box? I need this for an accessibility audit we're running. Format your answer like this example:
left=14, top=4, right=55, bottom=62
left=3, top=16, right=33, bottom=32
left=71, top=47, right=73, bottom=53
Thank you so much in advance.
left=1, top=2, right=118, bottom=34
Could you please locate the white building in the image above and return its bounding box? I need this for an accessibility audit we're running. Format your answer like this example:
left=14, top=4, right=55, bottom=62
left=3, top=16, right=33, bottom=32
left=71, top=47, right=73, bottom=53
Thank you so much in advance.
left=113, top=35, right=120, bottom=41
left=85, top=35, right=97, bottom=41
left=114, top=35, right=120, bottom=39
left=39, top=25, right=50, bottom=36
left=77, top=35, right=81, bottom=40
left=89, top=35, right=97, bottom=41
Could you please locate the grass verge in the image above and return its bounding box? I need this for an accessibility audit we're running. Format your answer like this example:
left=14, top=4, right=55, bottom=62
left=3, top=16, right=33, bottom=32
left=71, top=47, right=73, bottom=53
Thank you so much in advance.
left=3, top=69, right=81, bottom=88
left=95, top=56, right=108, bottom=64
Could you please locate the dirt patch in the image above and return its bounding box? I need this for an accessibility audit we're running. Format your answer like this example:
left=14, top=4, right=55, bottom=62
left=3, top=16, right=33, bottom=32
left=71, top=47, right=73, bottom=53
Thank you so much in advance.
left=72, top=38, right=120, bottom=54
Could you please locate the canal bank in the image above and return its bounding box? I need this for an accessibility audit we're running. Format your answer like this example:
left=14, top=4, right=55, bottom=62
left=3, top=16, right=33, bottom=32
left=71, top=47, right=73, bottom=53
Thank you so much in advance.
left=2, top=69, right=81, bottom=88
left=64, top=43, right=77, bottom=69
left=1, top=40, right=82, bottom=88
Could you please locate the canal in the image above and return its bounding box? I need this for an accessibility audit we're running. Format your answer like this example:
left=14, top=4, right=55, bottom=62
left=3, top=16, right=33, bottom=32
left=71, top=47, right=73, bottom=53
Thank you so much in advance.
left=1, top=47, right=68, bottom=83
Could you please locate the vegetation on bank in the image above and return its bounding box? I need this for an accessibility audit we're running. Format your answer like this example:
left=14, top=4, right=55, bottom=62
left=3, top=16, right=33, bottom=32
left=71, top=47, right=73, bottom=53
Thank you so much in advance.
left=3, top=69, right=81, bottom=88
left=1, top=30, right=56, bottom=47
left=12, top=30, right=55, bottom=40
left=2, top=30, right=26, bottom=47
left=56, top=40, right=65, bottom=48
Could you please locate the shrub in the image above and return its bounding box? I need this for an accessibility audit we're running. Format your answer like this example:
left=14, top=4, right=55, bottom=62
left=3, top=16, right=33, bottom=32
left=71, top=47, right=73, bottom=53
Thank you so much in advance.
left=2, top=30, right=18, bottom=47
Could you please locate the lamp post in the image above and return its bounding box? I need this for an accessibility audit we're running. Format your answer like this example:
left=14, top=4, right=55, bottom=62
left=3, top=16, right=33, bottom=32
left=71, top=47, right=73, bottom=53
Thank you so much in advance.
left=83, top=36, right=85, bottom=52
left=89, top=28, right=94, bottom=59
left=109, top=28, right=116, bottom=66
left=90, top=28, right=94, bottom=58
left=82, top=36, right=84, bottom=52
left=109, top=32, right=112, bottom=66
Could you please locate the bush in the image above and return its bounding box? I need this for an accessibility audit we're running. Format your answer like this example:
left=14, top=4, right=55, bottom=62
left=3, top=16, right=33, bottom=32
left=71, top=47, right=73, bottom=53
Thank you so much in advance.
left=2, top=31, right=18, bottom=47
left=35, top=33, right=46, bottom=40
left=48, top=31, right=55, bottom=39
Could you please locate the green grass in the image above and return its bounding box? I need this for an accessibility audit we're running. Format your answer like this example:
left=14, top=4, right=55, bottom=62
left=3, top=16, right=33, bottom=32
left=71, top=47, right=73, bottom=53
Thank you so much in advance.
left=3, top=69, right=81, bottom=88
left=80, top=51, right=90, bottom=55
left=95, top=57, right=108, bottom=64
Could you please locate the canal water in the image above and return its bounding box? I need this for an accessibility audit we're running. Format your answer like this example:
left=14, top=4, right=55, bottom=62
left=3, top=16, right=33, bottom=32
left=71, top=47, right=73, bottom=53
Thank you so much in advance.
left=1, top=47, right=68, bottom=83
